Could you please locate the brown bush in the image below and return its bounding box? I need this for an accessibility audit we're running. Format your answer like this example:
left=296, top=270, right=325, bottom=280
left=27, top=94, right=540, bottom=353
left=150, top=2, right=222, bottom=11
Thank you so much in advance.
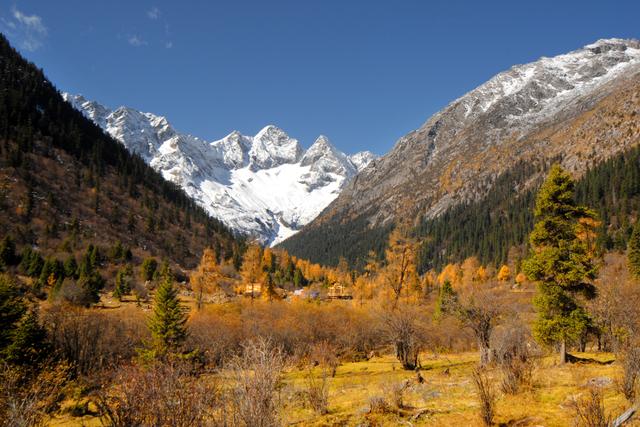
left=0, top=361, right=69, bottom=427
left=381, top=305, right=429, bottom=370
left=492, top=318, right=536, bottom=394
left=189, top=301, right=383, bottom=369
left=571, top=387, right=611, bottom=427
left=309, top=340, right=339, bottom=376
left=43, top=303, right=147, bottom=376
left=618, top=345, right=640, bottom=402
left=227, top=337, right=286, bottom=427
left=368, top=396, right=393, bottom=414
left=383, top=380, right=410, bottom=410
left=188, top=305, right=245, bottom=367
left=305, top=366, right=329, bottom=415
left=95, top=362, right=218, bottom=427
left=472, top=368, right=496, bottom=426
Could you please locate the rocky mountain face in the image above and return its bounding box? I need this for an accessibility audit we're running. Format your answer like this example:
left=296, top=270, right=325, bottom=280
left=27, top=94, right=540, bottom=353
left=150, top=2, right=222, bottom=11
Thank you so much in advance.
left=281, top=38, right=640, bottom=265
left=63, top=93, right=376, bottom=245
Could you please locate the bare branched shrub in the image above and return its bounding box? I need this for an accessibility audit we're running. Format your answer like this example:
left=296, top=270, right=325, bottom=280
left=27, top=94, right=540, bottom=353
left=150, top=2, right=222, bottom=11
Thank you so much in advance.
left=305, top=367, right=329, bottom=415
left=618, top=345, right=640, bottom=402
left=309, top=340, right=339, bottom=377
left=0, top=361, right=69, bottom=427
left=381, top=305, right=427, bottom=370
left=95, top=362, right=217, bottom=427
left=228, top=337, right=286, bottom=427
left=188, top=307, right=245, bottom=368
left=472, top=368, right=496, bottom=426
left=571, top=387, right=611, bottom=427
left=492, top=319, right=535, bottom=394
left=190, top=301, right=383, bottom=368
left=383, top=380, right=410, bottom=410
left=589, top=253, right=640, bottom=353
left=368, top=396, right=392, bottom=414
left=44, top=304, right=147, bottom=376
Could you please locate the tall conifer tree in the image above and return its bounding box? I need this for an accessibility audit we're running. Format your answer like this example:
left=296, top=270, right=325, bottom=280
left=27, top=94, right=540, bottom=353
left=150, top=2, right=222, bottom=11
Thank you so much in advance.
left=146, top=275, right=188, bottom=359
left=627, top=220, right=640, bottom=279
left=523, top=165, right=597, bottom=363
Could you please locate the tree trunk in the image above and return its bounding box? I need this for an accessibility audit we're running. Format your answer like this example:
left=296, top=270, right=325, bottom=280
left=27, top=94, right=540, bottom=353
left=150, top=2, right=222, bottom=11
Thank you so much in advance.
left=479, top=340, right=491, bottom=367
left=396, top=340, right=417, bottom=370
left=559, top=339, right=566, bottom=364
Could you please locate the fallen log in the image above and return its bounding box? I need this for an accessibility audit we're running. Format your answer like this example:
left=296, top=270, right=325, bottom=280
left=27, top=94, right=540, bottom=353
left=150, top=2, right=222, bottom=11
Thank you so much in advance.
left=611, top=404, right=638, bottom=427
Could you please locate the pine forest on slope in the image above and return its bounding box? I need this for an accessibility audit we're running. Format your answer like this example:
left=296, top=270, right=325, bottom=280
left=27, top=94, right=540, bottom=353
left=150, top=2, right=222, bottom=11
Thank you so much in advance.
left=0, top=34, right=241, bottom=271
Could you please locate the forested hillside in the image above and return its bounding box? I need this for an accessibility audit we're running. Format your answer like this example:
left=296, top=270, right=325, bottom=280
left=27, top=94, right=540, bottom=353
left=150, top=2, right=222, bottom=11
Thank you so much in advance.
left=0, top=34, right=241, bottom=270
left=416, top=145, right=640, bottom=272
left=283, top=142, right=640, bottom=273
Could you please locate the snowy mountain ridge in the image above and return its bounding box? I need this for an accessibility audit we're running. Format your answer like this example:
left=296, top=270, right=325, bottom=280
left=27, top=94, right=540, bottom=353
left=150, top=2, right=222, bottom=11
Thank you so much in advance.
left=62, top=93, right=377, bottom=245
left=280, top=38, right=640, bottom=264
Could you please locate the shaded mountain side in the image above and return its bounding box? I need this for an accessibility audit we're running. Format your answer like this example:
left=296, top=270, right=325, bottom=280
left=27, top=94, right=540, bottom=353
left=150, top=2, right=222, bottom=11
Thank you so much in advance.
left=282, top=140, right=640, bottom=273
left=418, top=142, right=640, bottom=272
left=0, top=34, right=241, bottom=269
left=282, top=49, right=640, bottom=269
left=278, top=209, right=393, bottom=270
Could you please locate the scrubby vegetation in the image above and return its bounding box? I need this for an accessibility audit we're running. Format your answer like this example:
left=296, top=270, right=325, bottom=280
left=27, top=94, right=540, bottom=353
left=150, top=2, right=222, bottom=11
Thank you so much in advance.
left=2, top=166, right=640, bottom=425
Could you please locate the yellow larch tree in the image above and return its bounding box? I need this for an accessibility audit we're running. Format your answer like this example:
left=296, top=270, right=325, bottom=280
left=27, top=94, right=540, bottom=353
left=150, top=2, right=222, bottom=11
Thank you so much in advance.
left=438, top=263, right=461, bottom=286
left=381, top=228, right=418, bottom=307
left=191, top=247, right=221, bottom=310
left=240, top=244, right=264, bottom=300
left=497, top=265, right=511, bottom=282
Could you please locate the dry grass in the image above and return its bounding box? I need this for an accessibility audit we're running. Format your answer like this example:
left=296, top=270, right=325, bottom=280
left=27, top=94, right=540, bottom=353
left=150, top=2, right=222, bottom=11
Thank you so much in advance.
left=45, top=350, right=638, bottom=426
left=279, top=351, right=633, bottom=427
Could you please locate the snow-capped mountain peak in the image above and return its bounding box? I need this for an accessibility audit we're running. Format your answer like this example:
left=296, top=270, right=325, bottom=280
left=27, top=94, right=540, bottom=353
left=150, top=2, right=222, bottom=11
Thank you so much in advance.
left=349, top=151, right=377, bottom=172
left=63, top=94, right=378, bottom=245
left=248, top=125, right=303, bottom=171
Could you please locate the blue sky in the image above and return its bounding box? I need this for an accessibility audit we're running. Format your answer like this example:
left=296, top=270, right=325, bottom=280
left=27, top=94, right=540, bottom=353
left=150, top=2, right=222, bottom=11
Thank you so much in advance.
left=1, top=1, right=639, bottom=155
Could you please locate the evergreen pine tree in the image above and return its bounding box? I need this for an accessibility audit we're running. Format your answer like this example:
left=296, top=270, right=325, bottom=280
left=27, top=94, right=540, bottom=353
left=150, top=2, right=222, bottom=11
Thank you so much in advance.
left=523, top=165, right=598, bottom=364
left=434, top=280, right=457, bottom=320
left=627, top=220, right=640, bottom=279
left=63, top=256, right=78, bottom=279
left=263, top=273, right=278, bottom=301
left=0, top=274, right=25, bottom=351
left=140, top=257, right=158, bottom=282
left=113, top=265, right=132, bottom=301
left=0, top=235, right=17, bottom=270
left=146, top=275, right=188, bottom=359
left=2, top=307, right=48, bottom=365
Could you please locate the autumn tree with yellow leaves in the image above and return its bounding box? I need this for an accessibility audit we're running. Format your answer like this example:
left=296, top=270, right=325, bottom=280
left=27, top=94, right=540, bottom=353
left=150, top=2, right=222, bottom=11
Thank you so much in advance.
left=191, top=248, right=221, bottom=310
left=381, top=229, right=418, bottom=307
left=497, top=265, right=511, bottom=282
left=240, top=244, right=264, bottom=300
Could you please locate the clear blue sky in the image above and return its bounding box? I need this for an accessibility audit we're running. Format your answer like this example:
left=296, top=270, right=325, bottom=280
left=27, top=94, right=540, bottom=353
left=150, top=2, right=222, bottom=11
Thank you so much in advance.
left=1, top=1, right=639, bottom=155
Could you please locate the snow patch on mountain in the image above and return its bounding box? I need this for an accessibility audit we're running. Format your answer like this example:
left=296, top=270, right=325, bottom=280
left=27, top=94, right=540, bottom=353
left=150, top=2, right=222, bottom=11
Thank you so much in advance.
left=62, top=93, right=377, bottom=245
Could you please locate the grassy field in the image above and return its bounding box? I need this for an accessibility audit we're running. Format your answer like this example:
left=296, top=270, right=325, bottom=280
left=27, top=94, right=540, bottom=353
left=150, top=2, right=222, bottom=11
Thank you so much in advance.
left=47, top=349, right=639, bottom=427
left=279, top=351, right=635, bottom=426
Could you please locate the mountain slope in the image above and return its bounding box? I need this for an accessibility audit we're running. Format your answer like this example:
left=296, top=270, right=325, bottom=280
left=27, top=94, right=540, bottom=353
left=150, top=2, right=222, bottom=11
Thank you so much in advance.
left=0, top=34, right=240, bottom=270
left=64, top=95, right=377, bottom=245
left=281, top=38, right=640, bottom=268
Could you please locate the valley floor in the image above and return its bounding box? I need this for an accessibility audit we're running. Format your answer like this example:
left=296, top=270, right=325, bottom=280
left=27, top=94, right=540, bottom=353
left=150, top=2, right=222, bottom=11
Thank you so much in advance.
left=49, top=350, right=636, bottom=427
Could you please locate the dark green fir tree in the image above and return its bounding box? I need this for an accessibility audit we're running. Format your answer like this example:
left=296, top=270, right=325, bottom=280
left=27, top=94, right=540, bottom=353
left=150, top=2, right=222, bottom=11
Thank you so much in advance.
left=523, top=165, right=598, bottom=364
left=627, top=219, right=640, bottom=280
left=144, top=275, right=188, bottom=360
